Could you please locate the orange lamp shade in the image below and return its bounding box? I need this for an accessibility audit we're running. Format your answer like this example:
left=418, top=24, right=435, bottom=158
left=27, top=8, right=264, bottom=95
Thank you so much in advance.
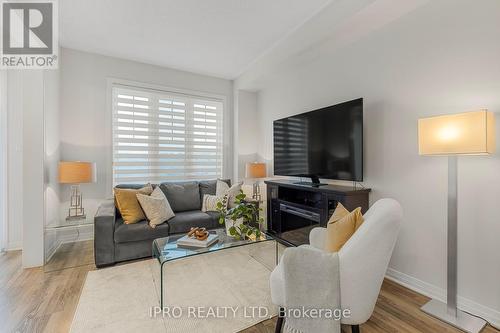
left=246, top=162, right=267, bottom=178
left=418, top=110, right=495, bottom=156
left=58, top=161, right=94, bottom=184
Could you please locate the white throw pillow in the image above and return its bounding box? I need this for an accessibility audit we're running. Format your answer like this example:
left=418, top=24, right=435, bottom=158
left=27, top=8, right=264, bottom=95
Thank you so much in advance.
left=136, top=187, right=175, bottom=228
left=202, top=194, right=227, bottom=212
left=216, top=180, right=243, bottom=208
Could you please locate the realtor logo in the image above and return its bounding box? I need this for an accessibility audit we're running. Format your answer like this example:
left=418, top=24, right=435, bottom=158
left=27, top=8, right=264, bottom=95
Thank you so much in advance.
left=1, top=0, right=58, bottom=69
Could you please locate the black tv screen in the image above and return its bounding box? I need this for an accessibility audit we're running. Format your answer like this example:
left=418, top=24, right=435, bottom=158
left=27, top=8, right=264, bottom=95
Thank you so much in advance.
left=273, top=98, right=363, bottom=182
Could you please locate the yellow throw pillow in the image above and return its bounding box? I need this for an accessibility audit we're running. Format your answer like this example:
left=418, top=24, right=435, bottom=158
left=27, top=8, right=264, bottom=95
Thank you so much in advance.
left=328, top=202, right=350, bottom=224
left=354, top=211, right=364, bottom=231
left=114, top=184, right=154, bottom=224
left=324, top=207, right=364, bottom=252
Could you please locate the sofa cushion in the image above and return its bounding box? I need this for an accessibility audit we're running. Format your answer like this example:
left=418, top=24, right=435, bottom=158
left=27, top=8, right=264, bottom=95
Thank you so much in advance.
left=216, top=180, right=243, bottom=208
left=136, top=187, right=175, bottom=228
left=115, top=184, right=152, bottom=190
left=167, top=210, right=220, bottom=234
left=205, top=211, right=222, bottom=225
left=160, top=182, right=200, bottom=212
left=199, top=179, right=231, bottom=203
left=114, top=184, right=154, bottom=224
left=114, top=184, right=156, bottom=218
left=114, top=218, right=170, bottom=243
left=202, top=194, right=227, bottom=212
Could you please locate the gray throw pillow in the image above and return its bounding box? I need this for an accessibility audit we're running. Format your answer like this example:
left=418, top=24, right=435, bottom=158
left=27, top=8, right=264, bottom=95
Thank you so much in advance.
left=160, top=182, right=200, bottom=212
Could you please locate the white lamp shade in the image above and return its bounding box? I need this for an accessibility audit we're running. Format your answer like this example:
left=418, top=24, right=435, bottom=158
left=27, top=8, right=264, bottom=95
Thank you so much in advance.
left=418, top=110, right=495, bottom=155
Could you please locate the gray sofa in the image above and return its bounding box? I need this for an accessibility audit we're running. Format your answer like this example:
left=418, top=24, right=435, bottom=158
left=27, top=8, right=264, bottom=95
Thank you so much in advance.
left=94, top=179, right=230, bottom=268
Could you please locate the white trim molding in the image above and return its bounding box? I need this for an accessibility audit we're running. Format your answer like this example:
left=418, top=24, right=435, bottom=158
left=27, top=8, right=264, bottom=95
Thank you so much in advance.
left=0, top=70, right=7, bottom=251
left=386, top=268, right=500, bottom=330
left=45, top=226, right=94, bottom=263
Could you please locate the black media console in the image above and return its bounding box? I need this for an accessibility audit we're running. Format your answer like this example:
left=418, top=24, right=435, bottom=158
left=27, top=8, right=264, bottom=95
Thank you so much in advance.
left=265, top=180, right=371, bottom=246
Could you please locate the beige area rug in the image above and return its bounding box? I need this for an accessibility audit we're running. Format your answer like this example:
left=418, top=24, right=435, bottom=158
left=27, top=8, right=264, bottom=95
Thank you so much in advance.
left=71, top=241, right=279, bottom=333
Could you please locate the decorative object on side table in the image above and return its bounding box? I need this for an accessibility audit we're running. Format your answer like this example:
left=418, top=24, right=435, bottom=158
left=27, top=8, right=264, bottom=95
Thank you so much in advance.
left=59, top=161, right=95, bottom=221
left=176, top=227, right=219, bottom=248
left=418, top=110, right=495, bottom=333
left=246, top=162, right=266, bottom=201
left=216, top=191, right=263, bottom=240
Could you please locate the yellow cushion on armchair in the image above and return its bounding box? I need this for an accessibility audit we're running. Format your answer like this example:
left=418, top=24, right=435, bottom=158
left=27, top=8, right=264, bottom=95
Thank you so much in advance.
left=324, top=205, right=364, bottom=252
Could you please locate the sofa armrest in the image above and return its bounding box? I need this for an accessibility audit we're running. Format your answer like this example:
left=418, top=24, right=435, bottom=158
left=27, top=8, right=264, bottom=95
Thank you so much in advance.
left=94, top=199, right=116, bottom=267
left=309, top=227, right=327, bottom=250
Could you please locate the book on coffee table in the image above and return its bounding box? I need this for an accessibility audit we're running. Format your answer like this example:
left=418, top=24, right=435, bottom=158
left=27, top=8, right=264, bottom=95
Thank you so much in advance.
left=176, top=233, right=219, bottom=248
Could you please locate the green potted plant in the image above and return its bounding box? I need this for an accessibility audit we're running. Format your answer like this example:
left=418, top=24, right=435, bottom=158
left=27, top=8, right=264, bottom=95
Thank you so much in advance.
left=216, top=191, right=263, bottom=240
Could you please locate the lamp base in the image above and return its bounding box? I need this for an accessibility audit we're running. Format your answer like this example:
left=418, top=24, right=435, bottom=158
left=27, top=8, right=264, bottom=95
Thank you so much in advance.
left=421, top=299, right=486, bottom=333
left=252, top=180, right=262, bottom=201
left=66, top=184, right=86, bottom=221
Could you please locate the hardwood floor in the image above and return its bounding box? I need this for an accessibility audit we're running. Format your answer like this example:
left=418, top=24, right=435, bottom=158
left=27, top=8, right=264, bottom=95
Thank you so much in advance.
left=0, top=248, right=92, bottom=333
left=1, top=243, right=498, bottom=333
left=44, top=241, right=94, bottom=273
left=243, top=280, right=500, bottom=333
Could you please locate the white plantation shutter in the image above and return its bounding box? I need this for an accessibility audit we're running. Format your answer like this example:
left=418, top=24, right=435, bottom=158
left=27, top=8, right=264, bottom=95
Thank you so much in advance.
left=112, top=86, right=224, bottom=185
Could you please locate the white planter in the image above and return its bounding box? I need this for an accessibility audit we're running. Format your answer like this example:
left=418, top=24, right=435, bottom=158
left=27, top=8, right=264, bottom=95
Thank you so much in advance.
left=225, top=218, right=244, bottom=238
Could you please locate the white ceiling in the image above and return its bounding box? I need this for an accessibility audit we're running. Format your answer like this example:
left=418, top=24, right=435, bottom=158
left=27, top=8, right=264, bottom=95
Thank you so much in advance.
left=59, top=0, right=331, bottom=79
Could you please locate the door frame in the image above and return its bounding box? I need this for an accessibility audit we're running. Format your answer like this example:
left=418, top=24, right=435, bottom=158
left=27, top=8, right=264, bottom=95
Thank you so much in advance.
left=0, top=71, right=7, bottom=251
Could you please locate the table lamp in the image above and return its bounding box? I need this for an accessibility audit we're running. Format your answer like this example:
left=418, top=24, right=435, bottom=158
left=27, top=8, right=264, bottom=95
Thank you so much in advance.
left=246, top=162, right=267, bottom=201
left=418, top=110, right=495, bottom=332
left=59, top=161, right=95, bottom=220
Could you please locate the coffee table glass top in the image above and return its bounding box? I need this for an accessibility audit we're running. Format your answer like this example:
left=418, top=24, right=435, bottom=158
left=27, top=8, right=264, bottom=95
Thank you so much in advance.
left=152, top=228, right=274, bottom=264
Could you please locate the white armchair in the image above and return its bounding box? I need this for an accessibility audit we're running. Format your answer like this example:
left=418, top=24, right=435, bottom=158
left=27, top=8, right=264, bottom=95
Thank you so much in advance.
left=270, top=198, right=403, bottom=333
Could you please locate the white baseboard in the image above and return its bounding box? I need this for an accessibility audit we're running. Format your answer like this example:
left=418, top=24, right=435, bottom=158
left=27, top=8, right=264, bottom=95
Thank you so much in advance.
left=44, top=226, right=94, bottom=263
left=44, top=239, right=60, bottom=262
left=57, top=229, right=93, bottom=244
left=386, top=268, right=500, bottom=330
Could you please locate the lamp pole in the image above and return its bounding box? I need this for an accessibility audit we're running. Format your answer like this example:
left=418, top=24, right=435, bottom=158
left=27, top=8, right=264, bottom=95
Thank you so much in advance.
left=447, top=155, right=457, bottom=317
left=420, top=155, right=486, bottom=333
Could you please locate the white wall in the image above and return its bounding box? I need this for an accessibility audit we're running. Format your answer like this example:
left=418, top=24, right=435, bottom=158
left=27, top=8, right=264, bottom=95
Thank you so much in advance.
left=5, top=72, right=23, bottom=251
left=3, top=68, right=61, bottom=266
left=22, top=71, right=45, bottom=267
left=44, top=67, right=61, bottom=261
left=235, top=90, right=259, bottom=180
left=59, top=48, right=234, bottom=219
left=236, top=0, right=500, bottom=326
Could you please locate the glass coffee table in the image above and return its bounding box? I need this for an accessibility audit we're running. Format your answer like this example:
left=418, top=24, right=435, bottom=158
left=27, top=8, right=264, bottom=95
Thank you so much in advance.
left=152, top=228, right=277, bottom=308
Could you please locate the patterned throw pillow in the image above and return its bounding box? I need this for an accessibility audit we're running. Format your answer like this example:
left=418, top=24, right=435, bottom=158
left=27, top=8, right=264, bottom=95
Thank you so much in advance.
left=202, top=194, right=227, bottom=212
left=215, top=180, right=243, bottom=208
left=136, top=187, right=175, bottom=228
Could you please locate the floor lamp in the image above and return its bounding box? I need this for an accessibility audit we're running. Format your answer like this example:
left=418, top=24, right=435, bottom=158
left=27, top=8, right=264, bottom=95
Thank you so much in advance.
left=418, top=110, right=495, bottom=333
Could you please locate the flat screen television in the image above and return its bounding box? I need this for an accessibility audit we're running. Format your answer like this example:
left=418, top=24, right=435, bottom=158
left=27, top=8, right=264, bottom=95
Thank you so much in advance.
left=273, top=98, right=363, bottom=184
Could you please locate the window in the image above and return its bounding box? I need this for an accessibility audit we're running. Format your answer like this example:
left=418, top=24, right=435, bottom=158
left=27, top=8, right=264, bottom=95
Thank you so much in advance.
left=112, top=85, right=224, bottom=185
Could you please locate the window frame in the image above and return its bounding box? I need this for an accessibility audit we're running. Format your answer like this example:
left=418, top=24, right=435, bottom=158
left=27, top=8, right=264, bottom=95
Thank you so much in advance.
left=106, top=78, right=228, bottom=195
